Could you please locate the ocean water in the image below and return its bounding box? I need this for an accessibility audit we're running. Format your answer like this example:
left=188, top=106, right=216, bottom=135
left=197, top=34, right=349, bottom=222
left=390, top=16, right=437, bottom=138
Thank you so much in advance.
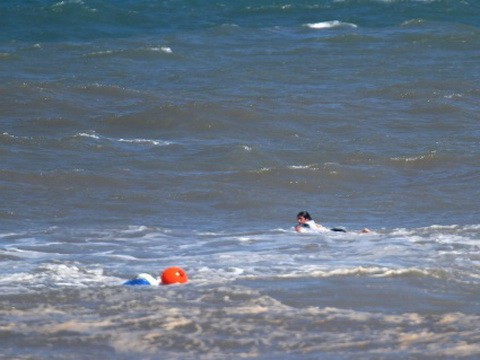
left=1, top=0, right=480, bottom=358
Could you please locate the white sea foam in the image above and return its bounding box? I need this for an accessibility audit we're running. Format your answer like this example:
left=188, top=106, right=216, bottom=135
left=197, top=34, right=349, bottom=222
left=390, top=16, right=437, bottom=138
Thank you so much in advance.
left=87, top=50, right=114, bottom=56
left=51, top=0, right=97, bottom=13
left=1, top=132, right=32, bottom=140
left=76, top=132, right=100, bottom=140
left=288, top=164, right=320, bottom=171
left=194, top=266, right=252, bottom=285
left=390, top=150, right=437, bottom=162
left=52, top=0, right=84, bottom=7
left=2, top=246, right=55, bottom=259
left=4, top=300, right=479, bottom=358
left=118, top=138, right=171, bottom=146
left=85, top=46, right=173, bottom=58
left=444, top=93, right=462, bottom=99
left=256, top=167, right=271, bottom=172
left=150, top=46, right=173, bottom=54
left=0, top=263, right=121, bottom=294
left=271, top=265, right=442, bottom=279
left=305, top=20, right=358, bottom=30
left=74, top=132, right=172, bottom=147
left=121, top=225, right=149, bottom=233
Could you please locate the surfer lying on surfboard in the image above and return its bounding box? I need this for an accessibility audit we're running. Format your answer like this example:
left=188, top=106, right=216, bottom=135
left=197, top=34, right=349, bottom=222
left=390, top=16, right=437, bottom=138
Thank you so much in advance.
left=294, top=211, right=371, bottom=234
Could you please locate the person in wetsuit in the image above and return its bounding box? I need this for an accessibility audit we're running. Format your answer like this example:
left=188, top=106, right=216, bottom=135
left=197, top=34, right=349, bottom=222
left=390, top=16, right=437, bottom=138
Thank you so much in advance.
left=294, top=211, right=371, bottom=233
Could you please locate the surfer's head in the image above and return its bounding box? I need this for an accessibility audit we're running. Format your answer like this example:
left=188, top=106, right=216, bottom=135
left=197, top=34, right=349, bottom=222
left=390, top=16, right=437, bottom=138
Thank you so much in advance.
left=297, top=211, right=312, bottom=223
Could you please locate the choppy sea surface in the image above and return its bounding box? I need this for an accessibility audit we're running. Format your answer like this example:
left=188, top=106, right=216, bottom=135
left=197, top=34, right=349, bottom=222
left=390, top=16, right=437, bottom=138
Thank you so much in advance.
left=1, top=0, right=480, bottom=359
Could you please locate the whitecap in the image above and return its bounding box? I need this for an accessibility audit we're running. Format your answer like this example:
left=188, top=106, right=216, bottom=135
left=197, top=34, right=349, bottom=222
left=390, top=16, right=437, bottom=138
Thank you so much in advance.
left=118, top=138, right=172, bottom=146
left=146, top=46, right=173, bottom=54
left=444, top=93, right=462, bottom=99
left=1, top=132, right=32, bottom=140
left=289, top=165, right=310, bottom=169
left=75, top=132, right=100, bottom=140
left=304, top=20, right=358, bottom=30
left=0, top=263, right=121, bottom=293
left=86, top=50, right=114, bottom=57
left=39, top=263, right=121, bottom=287
left=51, top=0, right=97, bottom=13
left=288, top=164, right=319, bottom=170
left=271, top=265, right=446, bottom=280
left=73, top=131, right=172, bottom=147
left=390, top=150, right=437, bottom=162
left=249, top=167, right=271, bottom=174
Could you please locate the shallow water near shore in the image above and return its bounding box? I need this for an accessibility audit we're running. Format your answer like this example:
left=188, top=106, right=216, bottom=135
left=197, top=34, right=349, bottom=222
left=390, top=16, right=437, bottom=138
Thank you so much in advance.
left=1, top=0, right=480, bottom=358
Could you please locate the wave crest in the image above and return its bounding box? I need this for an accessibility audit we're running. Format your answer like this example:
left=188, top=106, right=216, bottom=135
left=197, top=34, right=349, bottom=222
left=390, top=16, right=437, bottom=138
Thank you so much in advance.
left=304, top=20, right=358, bottom=30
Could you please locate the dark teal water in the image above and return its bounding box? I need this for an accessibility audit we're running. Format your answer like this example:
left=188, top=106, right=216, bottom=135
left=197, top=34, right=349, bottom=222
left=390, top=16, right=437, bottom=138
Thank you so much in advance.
left=1, top=1, right=480, bottom=358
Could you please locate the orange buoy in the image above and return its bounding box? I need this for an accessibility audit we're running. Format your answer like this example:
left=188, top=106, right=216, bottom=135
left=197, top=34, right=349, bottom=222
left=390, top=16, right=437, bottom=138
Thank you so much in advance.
left=161, top=266, right=188, bottom=285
